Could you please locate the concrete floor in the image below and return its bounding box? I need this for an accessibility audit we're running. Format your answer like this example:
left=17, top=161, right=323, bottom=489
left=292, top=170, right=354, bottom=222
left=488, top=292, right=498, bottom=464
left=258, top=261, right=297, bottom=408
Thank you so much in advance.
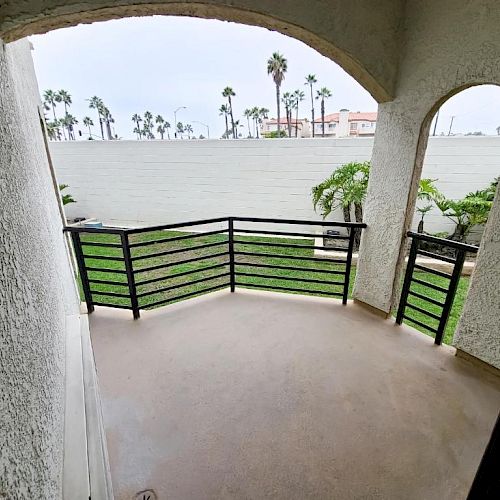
left=89, top=289, right=500, bottom=500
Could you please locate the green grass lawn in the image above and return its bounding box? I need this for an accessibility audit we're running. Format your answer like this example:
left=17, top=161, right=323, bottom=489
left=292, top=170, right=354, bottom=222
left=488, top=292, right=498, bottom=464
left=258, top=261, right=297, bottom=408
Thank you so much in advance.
left=79, top=229, right=468, bottom=345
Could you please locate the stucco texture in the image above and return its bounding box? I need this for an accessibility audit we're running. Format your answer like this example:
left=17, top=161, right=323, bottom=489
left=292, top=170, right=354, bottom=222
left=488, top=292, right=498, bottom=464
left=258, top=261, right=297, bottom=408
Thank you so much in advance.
left=0, top=39, right=79, bottom=498
left=354, top=0, right=500, bottom=315
left=0, top=0, right=403, bottom=102
left=454, top=187, right=500, bottom=370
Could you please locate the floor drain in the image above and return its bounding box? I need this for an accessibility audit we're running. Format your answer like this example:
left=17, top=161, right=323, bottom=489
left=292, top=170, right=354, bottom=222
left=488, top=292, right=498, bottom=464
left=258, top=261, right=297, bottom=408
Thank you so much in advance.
left=134, top=489, right=156, bottom=500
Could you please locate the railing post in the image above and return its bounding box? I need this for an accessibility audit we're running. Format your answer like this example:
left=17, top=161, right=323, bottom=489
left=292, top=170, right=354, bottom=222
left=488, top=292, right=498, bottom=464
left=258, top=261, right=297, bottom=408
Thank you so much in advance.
left=70, top=231, right=94, bottom=314
left=396, top=236, right=418, bottom=324
left=228, top=217, right=235, bottom=292
left=121, top=232, right=140, bottom=319
left=435, top=249, right=466, bottom=345
left=342, top=228, right=356, bottom=305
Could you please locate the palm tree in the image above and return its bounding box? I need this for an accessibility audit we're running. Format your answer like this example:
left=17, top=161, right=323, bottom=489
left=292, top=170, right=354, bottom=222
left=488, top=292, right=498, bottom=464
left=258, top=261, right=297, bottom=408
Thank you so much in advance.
left=43, top=90, right=59, bottom=121
left=304, top=74, right=317, bottom=137
left=293, top=89, right=305, bottom=137
left=45, top=120, right=58, bottom=141
left=88, top=96, right=105, bottom=139
left=156, top=115, right=166, bottom=139
left=58, top=90, right=72, bottom=114
left=143, top=111, right=154, bottom=139
left=164, top=121, right=171, bottom=140
left=219, top=104, right=230, bottom=139
left=61, top=113, right=78, bottom=140
left=222, top=87, right=236, bottom=139
left=281, top=92, right=293, bottom=137
left=267, top=52, right=288, bottom=133
left=316, top=87, right=332, bottom=137
left=185, top=124, right=193, bottom=139
left=101, top=106, right=114, bottom=140
left=244, top=109, right=253, bottom=138
left=131, top=113, right=143, bottom=139
left=83, top=116, right=94, bottom=138
left=176, top=122, right=184, bottom=139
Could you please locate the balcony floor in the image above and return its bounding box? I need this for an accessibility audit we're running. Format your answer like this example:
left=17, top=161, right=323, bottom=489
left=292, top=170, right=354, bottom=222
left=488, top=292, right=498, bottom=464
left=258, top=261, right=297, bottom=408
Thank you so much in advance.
left=89, top=289, right=500, bottom=500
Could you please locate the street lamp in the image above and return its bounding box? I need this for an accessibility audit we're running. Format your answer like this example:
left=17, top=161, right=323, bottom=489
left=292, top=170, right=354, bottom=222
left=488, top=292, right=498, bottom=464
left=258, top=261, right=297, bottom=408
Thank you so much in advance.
left=193, top=120, right=210, bottom=139
left=174, top=106, right=187, bottom=138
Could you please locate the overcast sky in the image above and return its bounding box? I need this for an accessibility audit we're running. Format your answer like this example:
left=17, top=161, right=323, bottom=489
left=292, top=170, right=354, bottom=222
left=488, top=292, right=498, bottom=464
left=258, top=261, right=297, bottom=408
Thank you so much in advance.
left=31, top=16, right=500, bottom=139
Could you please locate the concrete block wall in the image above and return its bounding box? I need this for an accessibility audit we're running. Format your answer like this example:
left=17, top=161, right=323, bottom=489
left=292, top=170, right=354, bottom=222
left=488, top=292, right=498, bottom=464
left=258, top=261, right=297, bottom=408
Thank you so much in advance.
left=51, top=137, right=500, bottom=236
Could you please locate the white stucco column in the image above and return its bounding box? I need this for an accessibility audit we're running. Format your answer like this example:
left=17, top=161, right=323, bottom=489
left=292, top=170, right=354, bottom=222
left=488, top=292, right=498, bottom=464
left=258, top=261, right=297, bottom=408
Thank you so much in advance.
left=0, top=39, right=79, bottom=497
left=453, top=186, right=500, bottom=369
left=352, top=101, right=428, bottom=314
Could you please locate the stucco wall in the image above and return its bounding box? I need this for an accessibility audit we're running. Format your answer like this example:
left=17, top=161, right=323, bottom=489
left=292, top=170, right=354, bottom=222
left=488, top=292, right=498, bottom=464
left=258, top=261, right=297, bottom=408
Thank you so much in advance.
left=51, top=137, right=499, bottom=237
left=454, top=186, right=500, bottom=369
left=0, top=39, right=79, bottom=498
left=0, top=0, right=403, bottom=102
left=354, top=0, right=500, bottom=315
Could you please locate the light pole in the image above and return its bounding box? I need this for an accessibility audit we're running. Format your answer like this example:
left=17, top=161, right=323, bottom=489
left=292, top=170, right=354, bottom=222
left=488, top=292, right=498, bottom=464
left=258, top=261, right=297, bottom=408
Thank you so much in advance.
left=193, top=120, right=210, bottom=139
left=174, top=106, right=186, bottom=138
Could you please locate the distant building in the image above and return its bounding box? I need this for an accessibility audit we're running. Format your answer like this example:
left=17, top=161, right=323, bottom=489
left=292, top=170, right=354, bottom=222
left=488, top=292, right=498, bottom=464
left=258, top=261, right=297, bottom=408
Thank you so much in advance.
left=313, top=109, right=377, bottom=137
left=261, top=117, right=311, bottom=138
left=261, top=109, right=377, bottom=138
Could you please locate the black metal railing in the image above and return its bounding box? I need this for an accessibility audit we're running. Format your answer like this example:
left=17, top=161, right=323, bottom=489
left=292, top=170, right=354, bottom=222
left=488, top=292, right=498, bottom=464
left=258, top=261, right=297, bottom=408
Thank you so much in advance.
left=64, top=217, right=366, bottom=319
left=396, top=231, right=478, bottom=345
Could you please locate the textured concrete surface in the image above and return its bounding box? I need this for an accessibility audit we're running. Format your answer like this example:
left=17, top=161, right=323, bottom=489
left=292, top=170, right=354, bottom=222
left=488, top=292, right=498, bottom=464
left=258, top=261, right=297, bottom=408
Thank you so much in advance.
left=90, top=290, right=500, bottom=500
left=0, top=40, right=80, bottom=498
left=454, top=186, right=500, bottom=369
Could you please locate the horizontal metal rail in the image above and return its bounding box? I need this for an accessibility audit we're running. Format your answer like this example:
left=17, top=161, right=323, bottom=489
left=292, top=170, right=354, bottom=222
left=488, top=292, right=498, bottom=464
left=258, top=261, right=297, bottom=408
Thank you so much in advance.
left=233, top=228, right=349, bottom=240
left=235, top=272, right=344, bottom=286
left=136, top=262, right=229, bottom=287
left=131, top=240, right=227, bottom=261
left=137, top=272, right=230, bottom=298
left=232, top=216, right=366, bottom=228
left=417, top=249, right=457, bottom=264
left=235, top=281, right=344, bottom=297
left=411, top=277, right=449, bottom=294
left=407, top=231, right=479, bottom=252
left=233, top=239, right=347, bottom=252
left=128, top=229, right=228, bottom=248
left=142, top=283, right=230, bottom=309
left=235, top=261, right=346, bottom=275
left=396, top=231, right=478, bottom=345
left=65, top=216, right=364, bottom=317
left=413, top=263, right=452, bottom=279
left=234, top=250, right=347, bottom=264
left=133, top=251, right=229, bottom=274
left=126, top=216, right=229, bottom=235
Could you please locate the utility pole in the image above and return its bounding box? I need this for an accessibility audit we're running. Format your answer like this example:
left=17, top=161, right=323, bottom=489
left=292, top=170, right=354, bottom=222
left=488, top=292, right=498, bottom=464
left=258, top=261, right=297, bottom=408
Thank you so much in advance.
left=173, top=106, right=186, bottom=139
left=448, top=115, right=455, bottom=136
left=432, top=109, right=440, bottom=136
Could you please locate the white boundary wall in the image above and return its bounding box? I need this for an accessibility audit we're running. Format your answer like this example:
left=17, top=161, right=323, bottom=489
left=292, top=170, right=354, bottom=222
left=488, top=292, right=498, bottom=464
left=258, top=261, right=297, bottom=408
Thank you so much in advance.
left=51, top=137, right=500, bottom=237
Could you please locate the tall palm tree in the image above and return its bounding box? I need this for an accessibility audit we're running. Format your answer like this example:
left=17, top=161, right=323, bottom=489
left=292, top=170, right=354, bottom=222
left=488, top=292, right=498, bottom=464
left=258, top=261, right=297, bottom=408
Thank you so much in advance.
left=222, top=87, right=236, bottom=139
left=259, top=108, right=269, bottom=138
left=101, top=106, right=114, bottom=140
left=88, top=96, right=105, bottom=139
left=219, top=104, right=230, bottom=139
left=293, top=89, right=305, bottom=137
left=176, top=122, right=184, bottom=139
left=58, top=90, right=72, bottom=114
left=156, top=115, right=166, bottom=139
left=281, top=92, right=293, bottom=137
left=131, top=113, right=143, bottom=139
left=143, top=111, right=154, bottom=139
left=61, top=113, right=78, bottom=140
left=164, top=121, right=171, bottom=140
left=304, top=74, right=317, bottom=137
left=83, top=117, right=94, bottom=138
left=185, top=124, right=193, bottom=139
left=244, top=109, right=253, bottom=138
left=316, top=87, right=332, bottom=137
left=267, top=52, right=288, bottom=133
left=43, top=90, right=59, bottom=121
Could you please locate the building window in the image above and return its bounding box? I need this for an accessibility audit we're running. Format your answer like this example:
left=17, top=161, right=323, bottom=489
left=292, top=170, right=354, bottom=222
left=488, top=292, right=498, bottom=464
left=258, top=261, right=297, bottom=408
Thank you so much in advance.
left=350, top=122, right=358, bottom=130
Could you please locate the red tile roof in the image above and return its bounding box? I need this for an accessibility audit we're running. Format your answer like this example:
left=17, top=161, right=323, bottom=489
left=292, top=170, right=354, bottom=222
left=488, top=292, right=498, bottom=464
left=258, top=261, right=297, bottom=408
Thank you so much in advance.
left=313, top=111, right=377, bottom=123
